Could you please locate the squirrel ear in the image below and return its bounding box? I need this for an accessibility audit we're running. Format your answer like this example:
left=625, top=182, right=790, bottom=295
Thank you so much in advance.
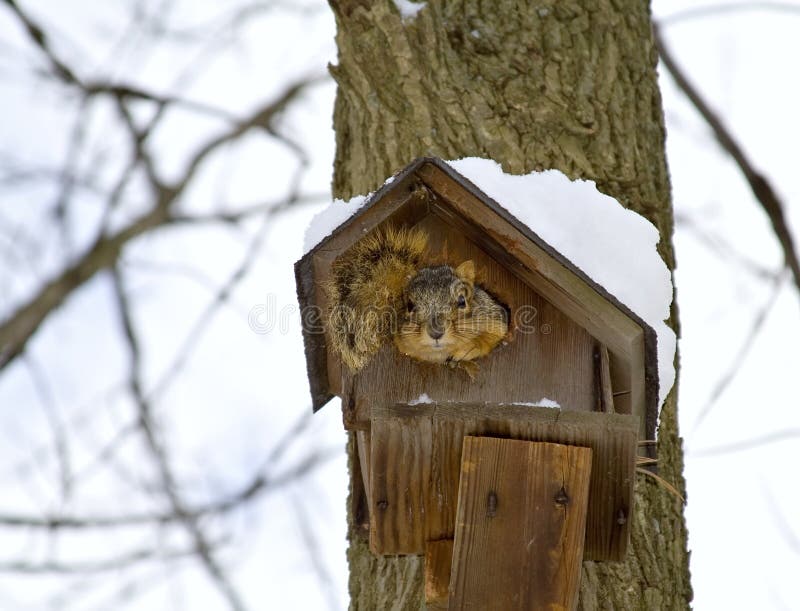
left=455, top=260, right=475, bottom=284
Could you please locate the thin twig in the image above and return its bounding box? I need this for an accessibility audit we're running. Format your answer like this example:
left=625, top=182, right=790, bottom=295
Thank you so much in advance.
left=659, top=2, right=800, bottom=26
left=674, top=212, right=781, bottom=282
left=291, top=493, right=342, bottom=611
left=21, top=353, right=72, bottom=501
left=112, top=267, right=248, bottom=611
left=691, top=428, right=800, bottom=457
left=636, top=465, right=685, bottom=504
left=0, top=78, right=319, bottom=372
left=655, top=25, right=800, bottom=295
left=0, top=545, right=202, bottom=574
left=691, top=273, right=785, bottom=433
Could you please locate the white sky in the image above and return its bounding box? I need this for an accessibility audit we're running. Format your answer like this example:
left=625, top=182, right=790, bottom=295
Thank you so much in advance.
left=0, top=1, right=798, bottom=609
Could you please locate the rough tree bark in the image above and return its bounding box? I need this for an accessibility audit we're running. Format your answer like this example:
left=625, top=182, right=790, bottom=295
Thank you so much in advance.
left=328, top=1, right=691, bottom=609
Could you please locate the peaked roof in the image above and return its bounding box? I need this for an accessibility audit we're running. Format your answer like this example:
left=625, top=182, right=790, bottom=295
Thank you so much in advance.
left=295, top=157, right=658, bottom=439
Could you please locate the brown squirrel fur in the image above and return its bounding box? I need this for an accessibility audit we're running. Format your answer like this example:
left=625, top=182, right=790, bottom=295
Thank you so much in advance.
left=328, top=226, right=508, bottom=374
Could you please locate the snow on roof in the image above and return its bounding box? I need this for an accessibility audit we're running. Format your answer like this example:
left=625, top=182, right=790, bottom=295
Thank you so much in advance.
left=447, top=158, right=676, bottom=408
left=302, top=157, right=676, bottom=408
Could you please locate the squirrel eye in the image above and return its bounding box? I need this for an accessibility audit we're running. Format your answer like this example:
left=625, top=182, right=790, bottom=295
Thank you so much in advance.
left=407, top=300, right=415, bottom=313
left=457, top=295, right=466, bottom=309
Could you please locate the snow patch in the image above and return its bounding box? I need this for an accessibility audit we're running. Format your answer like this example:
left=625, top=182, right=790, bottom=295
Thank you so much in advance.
left=303, top=195, right=365, bottom=254
left=447, top=157, right=676, bottom=408
left=394, top=0, right=425, bottom=19
left=502, top=398, right=561, bottom=409
left=408, top=393, right=432, bottom=405
left=303, top=175, right=398, bottom=254
left=530, top=398, right=560, bottom=409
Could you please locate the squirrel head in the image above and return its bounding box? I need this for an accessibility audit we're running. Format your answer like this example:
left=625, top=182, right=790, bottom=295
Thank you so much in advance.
left=394, top=261, right=507, bottom=365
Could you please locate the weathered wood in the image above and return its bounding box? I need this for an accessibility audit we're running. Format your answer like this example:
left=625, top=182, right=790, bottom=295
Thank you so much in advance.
left=424, top=539, right=454, bottom=609
left=350, top=428, right=370, bottom=538
left=300, top=167, right=431, bottom=411
left=449, top=437, right=591, bottom=611
left=348, top=212, right=599, bottom=429
left=417, top=161, right=651, bottom=430
left=598, top=343, right=615, bottom=414
left=370, top=403, right=637, bottom=560
left=295, top=156, right=659, bottom=442
left=356, top=430, right=372, bottom=509
left=330, top=0, right=691, bottom=606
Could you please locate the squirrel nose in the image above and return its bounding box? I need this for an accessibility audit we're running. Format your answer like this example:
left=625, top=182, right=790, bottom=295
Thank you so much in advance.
left=428, top=316, right=445, bottom=340
left=428, top=328, right=444, bottom=340
left=428, top=315, right=445, bottom=340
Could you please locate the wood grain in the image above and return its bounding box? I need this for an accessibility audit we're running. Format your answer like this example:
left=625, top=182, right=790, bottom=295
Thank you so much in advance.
left=349, top=212, right=599, bottom=429
left=417, top=162, right=650, bottom=430
left=370, top=403, right=637, bottom=560
left=449, top=437, right=591, bottom=610
left=425, top=539, right=454, bottom=609
left=297, top=158, right=658, bottom=441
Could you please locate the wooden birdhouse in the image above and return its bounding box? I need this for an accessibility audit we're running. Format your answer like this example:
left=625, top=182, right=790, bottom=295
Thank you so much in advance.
left=296, top=157, right=661, bottom=609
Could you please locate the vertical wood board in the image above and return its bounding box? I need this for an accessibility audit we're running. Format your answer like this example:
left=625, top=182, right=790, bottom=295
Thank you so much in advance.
left=369, top=403, right=637, bottom=560
left=425, top=539, right=454, bottom=610
left=449, top=437, right=591, bottom=611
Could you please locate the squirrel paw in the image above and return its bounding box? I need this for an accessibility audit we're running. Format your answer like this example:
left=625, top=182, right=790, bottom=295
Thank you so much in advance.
left=446, top=357, right=479, bottom=380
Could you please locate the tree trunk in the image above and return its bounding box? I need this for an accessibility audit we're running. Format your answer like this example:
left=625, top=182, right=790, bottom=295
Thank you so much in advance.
left=328, top=1, right=691, bottom=609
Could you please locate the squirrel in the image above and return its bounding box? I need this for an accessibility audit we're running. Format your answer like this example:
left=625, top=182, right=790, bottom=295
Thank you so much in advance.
left=327, top=226, right=508, bottom=375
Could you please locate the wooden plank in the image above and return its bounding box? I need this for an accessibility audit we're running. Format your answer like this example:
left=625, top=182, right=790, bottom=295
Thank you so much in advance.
left=449, top=437, right=591, bottom=610
left=425, top=539, right=454, bottom=610
left=356, top=430, right=372, bottom=511
left=350, top=432, right=370, bottom=539
left=369, top=403, right=637, bottom=560
left=294, top=254, right=333, bottom=411
left=598, top=343, right=615, bottom=414
left=369, top=406, right=434, bottom=555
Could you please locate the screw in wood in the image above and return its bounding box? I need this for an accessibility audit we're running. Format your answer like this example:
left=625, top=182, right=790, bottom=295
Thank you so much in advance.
left=377, top=500, right=389, bottom=510
left=616, top=508, right=627, bottom=525
left=554, top=486, right=570, bottom=506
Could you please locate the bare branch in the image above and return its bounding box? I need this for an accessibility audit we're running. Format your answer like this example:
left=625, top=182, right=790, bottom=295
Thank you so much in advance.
left=145, top=212, right=274, bottom=401
left=674, top=212, right=781, bottom=282
left=0, top=198, right=171, bottom=370
left=21, top=353, right=72, bottom=501
left=0, top=76, right=322, bottom=372
left=692, top=429, right=800, bottom=458
left=291, top=493, right=341, bottom=611
left=0, top=545, right=202, bottom=575
left=1, top=0, right=81, bottom=85
left=763, top=485, right=800, bottom=556
left=176, top=73, right=326, bottom=190
left=659, top=2, right=800, bottom=26
left=655, top=25, right=800, bottom=295
left=0, top=444, right=340, bottom=530
left=112, top=267, right=249, bottom=611
left=690, top=273, right=785, bottom=434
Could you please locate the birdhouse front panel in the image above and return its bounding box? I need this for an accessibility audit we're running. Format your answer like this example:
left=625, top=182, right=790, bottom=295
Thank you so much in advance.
left=342, top=211, right=606, bottom=431
left=295, top=157, right=665, bottom=565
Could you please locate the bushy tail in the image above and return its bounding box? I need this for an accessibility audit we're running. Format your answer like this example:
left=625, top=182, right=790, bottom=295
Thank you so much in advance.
left=328, top=226, right=428, bottom=371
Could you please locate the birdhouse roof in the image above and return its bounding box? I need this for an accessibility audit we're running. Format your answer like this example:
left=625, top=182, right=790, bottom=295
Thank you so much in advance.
left=295, top=157, right=664, bottom=440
